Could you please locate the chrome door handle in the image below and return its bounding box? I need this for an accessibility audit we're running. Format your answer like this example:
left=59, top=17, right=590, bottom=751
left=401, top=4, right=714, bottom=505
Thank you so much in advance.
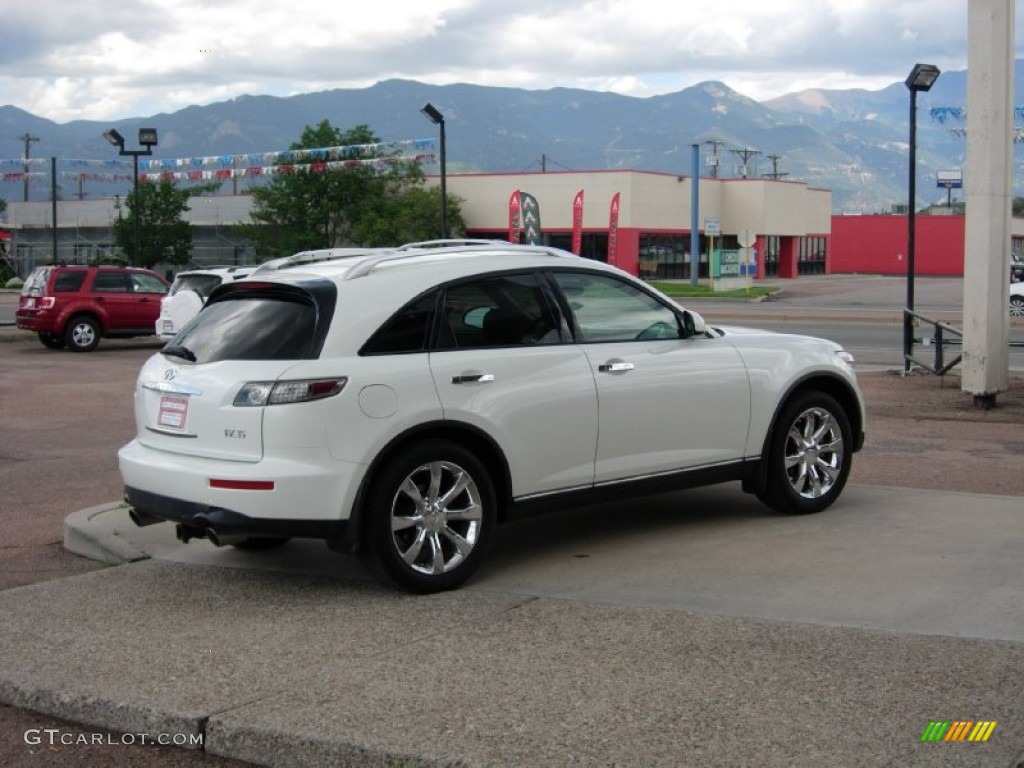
left=598, top=362, right=634, bottom=373
left=452, top=373, right=496, bottom=384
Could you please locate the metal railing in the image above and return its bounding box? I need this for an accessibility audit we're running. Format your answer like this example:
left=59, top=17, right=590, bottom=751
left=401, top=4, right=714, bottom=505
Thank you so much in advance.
left=904, top=308, right=962, bottom=375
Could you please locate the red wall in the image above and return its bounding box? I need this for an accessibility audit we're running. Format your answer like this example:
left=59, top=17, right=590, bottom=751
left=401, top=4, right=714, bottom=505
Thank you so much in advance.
left=831, top=215, right=965, bottom=276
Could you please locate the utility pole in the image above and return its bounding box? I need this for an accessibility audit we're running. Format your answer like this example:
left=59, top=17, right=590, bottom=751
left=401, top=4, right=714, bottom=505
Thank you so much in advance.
left=730, top=147, right=761, bottom=178
left=19, top=133, right=40, bottom=201
left=764, top=153, right=789, bottom=180
left=704, top=138, right=726, bottom=178
left=962, top=0, right=1013, bottom=406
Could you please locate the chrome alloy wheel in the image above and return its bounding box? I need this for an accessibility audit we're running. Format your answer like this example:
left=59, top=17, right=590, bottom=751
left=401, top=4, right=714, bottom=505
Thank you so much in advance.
left=1011, top=296, right=1024, bottom=317
left=783, top=406, right=845, bottom=499
left=71, top=321, right=96, bottom=348
left=389, top=460, right=484, bottom=575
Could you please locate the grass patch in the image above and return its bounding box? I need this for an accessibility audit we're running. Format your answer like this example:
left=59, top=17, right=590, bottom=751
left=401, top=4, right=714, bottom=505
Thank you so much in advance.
left=649, top=281, right=778, bottom=300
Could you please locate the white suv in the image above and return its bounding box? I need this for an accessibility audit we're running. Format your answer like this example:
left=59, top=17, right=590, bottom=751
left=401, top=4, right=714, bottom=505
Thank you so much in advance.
left=119, top=242, right=866, bottom=592
left=156, top=266, right=255, bottom=340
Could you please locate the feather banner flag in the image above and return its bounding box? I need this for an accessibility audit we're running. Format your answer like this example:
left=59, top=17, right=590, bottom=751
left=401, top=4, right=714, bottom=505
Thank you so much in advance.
left=608, top=192, right=620, bottom=266
left=571, top=189, right=584, bottom=255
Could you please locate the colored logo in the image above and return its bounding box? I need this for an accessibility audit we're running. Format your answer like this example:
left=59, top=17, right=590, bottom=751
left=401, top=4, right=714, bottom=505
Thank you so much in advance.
left=921, top=720, right=997, bottom=742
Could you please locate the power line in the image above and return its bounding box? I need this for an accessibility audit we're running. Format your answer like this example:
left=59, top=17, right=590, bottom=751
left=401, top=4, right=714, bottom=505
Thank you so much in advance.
left=763, top=153, right=789, bottom=181
left=730, top=147, right=761, bottom=178
left=18, top=133, right=40, bottom=201
left=704, top=138, right=726, bottom=178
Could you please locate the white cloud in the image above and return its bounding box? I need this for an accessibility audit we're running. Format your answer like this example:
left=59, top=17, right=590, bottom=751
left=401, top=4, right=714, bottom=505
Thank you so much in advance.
left=0, top=0, right=1007, bottom=121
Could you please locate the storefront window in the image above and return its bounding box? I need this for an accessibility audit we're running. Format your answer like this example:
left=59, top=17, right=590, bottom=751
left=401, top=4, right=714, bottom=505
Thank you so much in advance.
left=798, top=236, right=827, bottom=275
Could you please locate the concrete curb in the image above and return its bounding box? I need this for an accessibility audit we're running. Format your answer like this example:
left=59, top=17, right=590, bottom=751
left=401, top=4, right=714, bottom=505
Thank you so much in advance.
left=0, top=678, right=206, bottom=750
left=63, top=502, right=151, bottom=565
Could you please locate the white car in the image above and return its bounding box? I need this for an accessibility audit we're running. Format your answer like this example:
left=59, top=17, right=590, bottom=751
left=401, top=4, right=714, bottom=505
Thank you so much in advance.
left=120, top=242, right=866, bottom=592
left=156, top=266, right=255, bottom=340
left=1012, top=281, right=1024, bottom=316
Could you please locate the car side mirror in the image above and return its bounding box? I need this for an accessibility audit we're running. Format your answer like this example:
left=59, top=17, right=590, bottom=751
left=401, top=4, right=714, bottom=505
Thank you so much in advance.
left=681, top=311, right=706, bottom=338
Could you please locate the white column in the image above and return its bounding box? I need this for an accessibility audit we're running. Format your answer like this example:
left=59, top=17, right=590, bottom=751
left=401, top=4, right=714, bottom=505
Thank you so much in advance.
left=962, top=0, right=1014, bottom=401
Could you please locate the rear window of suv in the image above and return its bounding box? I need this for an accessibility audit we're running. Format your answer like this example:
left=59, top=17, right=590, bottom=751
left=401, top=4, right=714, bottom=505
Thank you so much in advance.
left=22, top=267, right=54, bottom=295
left=165, top=281, right=335, bottom=363
left=170, top=274, right=224, bottom=299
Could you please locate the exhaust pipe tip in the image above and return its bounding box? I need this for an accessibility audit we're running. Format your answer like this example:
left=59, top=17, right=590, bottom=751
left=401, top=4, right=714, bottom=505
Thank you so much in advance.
left=176, top=523, right=207, bottom=544
left=207, top=529, right=248, bottom=548
left=128, top=507, right=165, bottom=528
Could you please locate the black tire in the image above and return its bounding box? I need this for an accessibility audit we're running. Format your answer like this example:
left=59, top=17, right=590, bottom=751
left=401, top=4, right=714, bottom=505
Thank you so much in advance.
left=64, top=315, right=100, bottom=352
left=361, top=439, right=496, bottom=593
left=230, top=537, right=291, bottom=550
left=758, top=390, right=853, bottom=515
left=37, top=332, right=65, bottom=349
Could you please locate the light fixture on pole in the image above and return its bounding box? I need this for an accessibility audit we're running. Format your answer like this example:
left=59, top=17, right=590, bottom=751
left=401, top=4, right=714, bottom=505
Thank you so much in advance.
left=103, top=127, right=158, bottom=266
left=903, top=63, right=940, bottom=374
left=420, top=103, right=447, bottom=239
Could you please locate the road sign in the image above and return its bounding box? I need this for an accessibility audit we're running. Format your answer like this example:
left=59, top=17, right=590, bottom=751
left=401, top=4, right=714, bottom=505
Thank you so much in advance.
left=704, top=217, right=720, bottom=236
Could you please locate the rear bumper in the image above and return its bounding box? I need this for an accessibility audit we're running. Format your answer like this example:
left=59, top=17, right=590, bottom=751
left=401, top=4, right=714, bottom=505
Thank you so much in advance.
left=15, top=312, right=51, bottom=332
left=118, top=438, right=365, bottom=526
left=124, top=486, right=346, bottom=541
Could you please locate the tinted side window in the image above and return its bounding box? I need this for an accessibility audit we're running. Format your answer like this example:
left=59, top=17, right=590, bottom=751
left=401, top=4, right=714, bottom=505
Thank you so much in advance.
left=91, top=272, right=129, bottom=293
left=552, top=272, right=682, bottom=342
left=439, top=273, right=561, bottom=349
left=53, top=271, right=87, bottom=292
left=361, top=290, right=437, bottom=355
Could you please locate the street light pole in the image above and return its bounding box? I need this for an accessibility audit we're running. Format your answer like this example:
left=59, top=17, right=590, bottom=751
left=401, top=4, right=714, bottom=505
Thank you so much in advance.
left=103, top=128, right=158, bottom=267
left=420, top=103, right=448, bottom=239
left=903, top=63, right=940, bottom=374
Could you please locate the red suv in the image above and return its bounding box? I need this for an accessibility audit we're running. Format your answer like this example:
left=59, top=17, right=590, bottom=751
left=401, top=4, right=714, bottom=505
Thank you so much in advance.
left=17, top=265, right=170, bottom=352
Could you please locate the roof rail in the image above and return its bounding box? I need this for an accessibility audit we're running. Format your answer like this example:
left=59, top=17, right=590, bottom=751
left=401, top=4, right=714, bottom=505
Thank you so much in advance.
left=394, top=239, right=510, bottom=251
left=252, top=247, right=389, bottom=273
left=344, top=242, right=570, bottom=281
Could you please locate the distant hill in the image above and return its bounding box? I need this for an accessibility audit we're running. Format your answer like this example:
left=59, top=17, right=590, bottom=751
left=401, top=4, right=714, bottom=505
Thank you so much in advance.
left=0, top=65, right=1017, bottom=212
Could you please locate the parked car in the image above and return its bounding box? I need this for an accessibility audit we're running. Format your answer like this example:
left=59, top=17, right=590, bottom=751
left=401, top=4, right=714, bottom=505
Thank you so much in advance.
left=1011, top=281, right=1024, bottom=316
left=157, top=266, right=255, bottom=340
left=17, top=265, right=169, bottom=352
left=119, top=242, right=866, bottom=593
left=1011, top=253, right=1024, bottom=283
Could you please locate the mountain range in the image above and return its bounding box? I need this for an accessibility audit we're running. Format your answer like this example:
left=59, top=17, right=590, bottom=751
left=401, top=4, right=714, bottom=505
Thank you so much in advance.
left=2, top=63, right=1022, bottom=212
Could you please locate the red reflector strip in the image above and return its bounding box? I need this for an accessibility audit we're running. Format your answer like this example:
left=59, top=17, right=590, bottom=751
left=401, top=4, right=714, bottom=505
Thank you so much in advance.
left=209, top=479, right=275, bottom=491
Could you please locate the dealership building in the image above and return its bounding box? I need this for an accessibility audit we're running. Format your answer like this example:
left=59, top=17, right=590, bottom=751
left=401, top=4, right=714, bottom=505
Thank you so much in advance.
left=0, top=169, right=1019, bottom=279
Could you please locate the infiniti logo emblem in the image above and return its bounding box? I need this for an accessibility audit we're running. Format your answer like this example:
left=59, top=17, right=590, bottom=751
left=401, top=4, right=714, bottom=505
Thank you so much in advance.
left=163, top=369, right=176, bottom=381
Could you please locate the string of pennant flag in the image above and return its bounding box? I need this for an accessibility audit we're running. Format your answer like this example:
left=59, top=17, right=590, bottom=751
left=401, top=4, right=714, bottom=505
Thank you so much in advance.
left=0, top=138, right=438, bottom=185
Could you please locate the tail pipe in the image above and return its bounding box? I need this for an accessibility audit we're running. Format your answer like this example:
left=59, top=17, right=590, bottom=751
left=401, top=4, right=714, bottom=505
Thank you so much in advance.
left=128, top=507, right=165, bottom=528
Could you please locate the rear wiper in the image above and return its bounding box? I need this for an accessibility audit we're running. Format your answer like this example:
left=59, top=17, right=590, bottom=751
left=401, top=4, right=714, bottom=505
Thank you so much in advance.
left=162, top=344, right=197, bottom=362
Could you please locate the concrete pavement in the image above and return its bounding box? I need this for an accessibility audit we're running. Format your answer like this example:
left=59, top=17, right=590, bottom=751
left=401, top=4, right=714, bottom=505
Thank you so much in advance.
left=0, top=483, right=1020, bottom=766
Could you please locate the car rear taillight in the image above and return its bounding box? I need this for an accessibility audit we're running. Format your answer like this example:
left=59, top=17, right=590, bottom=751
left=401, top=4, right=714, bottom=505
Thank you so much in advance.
left=232, top=378, right=347, bottom=407
left=209, top=479, right=275, bottom=490
left=38, top=297, right=55, bottom=309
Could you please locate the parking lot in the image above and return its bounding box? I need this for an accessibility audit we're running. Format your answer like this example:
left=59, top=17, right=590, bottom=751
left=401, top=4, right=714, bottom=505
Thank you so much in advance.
left=2, top=283, right=1024, bottom=766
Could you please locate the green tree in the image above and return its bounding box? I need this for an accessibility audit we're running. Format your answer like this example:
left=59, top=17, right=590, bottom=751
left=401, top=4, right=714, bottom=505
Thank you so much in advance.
left=113, top=180, right=219, bottom=268
left=355, top=186, right=465, bottom=246
left=242, top=120, right=456, bottom=257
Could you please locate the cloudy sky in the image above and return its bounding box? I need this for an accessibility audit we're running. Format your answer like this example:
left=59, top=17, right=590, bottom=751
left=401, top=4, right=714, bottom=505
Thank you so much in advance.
left=0, top=0, right=1016, bottom=123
